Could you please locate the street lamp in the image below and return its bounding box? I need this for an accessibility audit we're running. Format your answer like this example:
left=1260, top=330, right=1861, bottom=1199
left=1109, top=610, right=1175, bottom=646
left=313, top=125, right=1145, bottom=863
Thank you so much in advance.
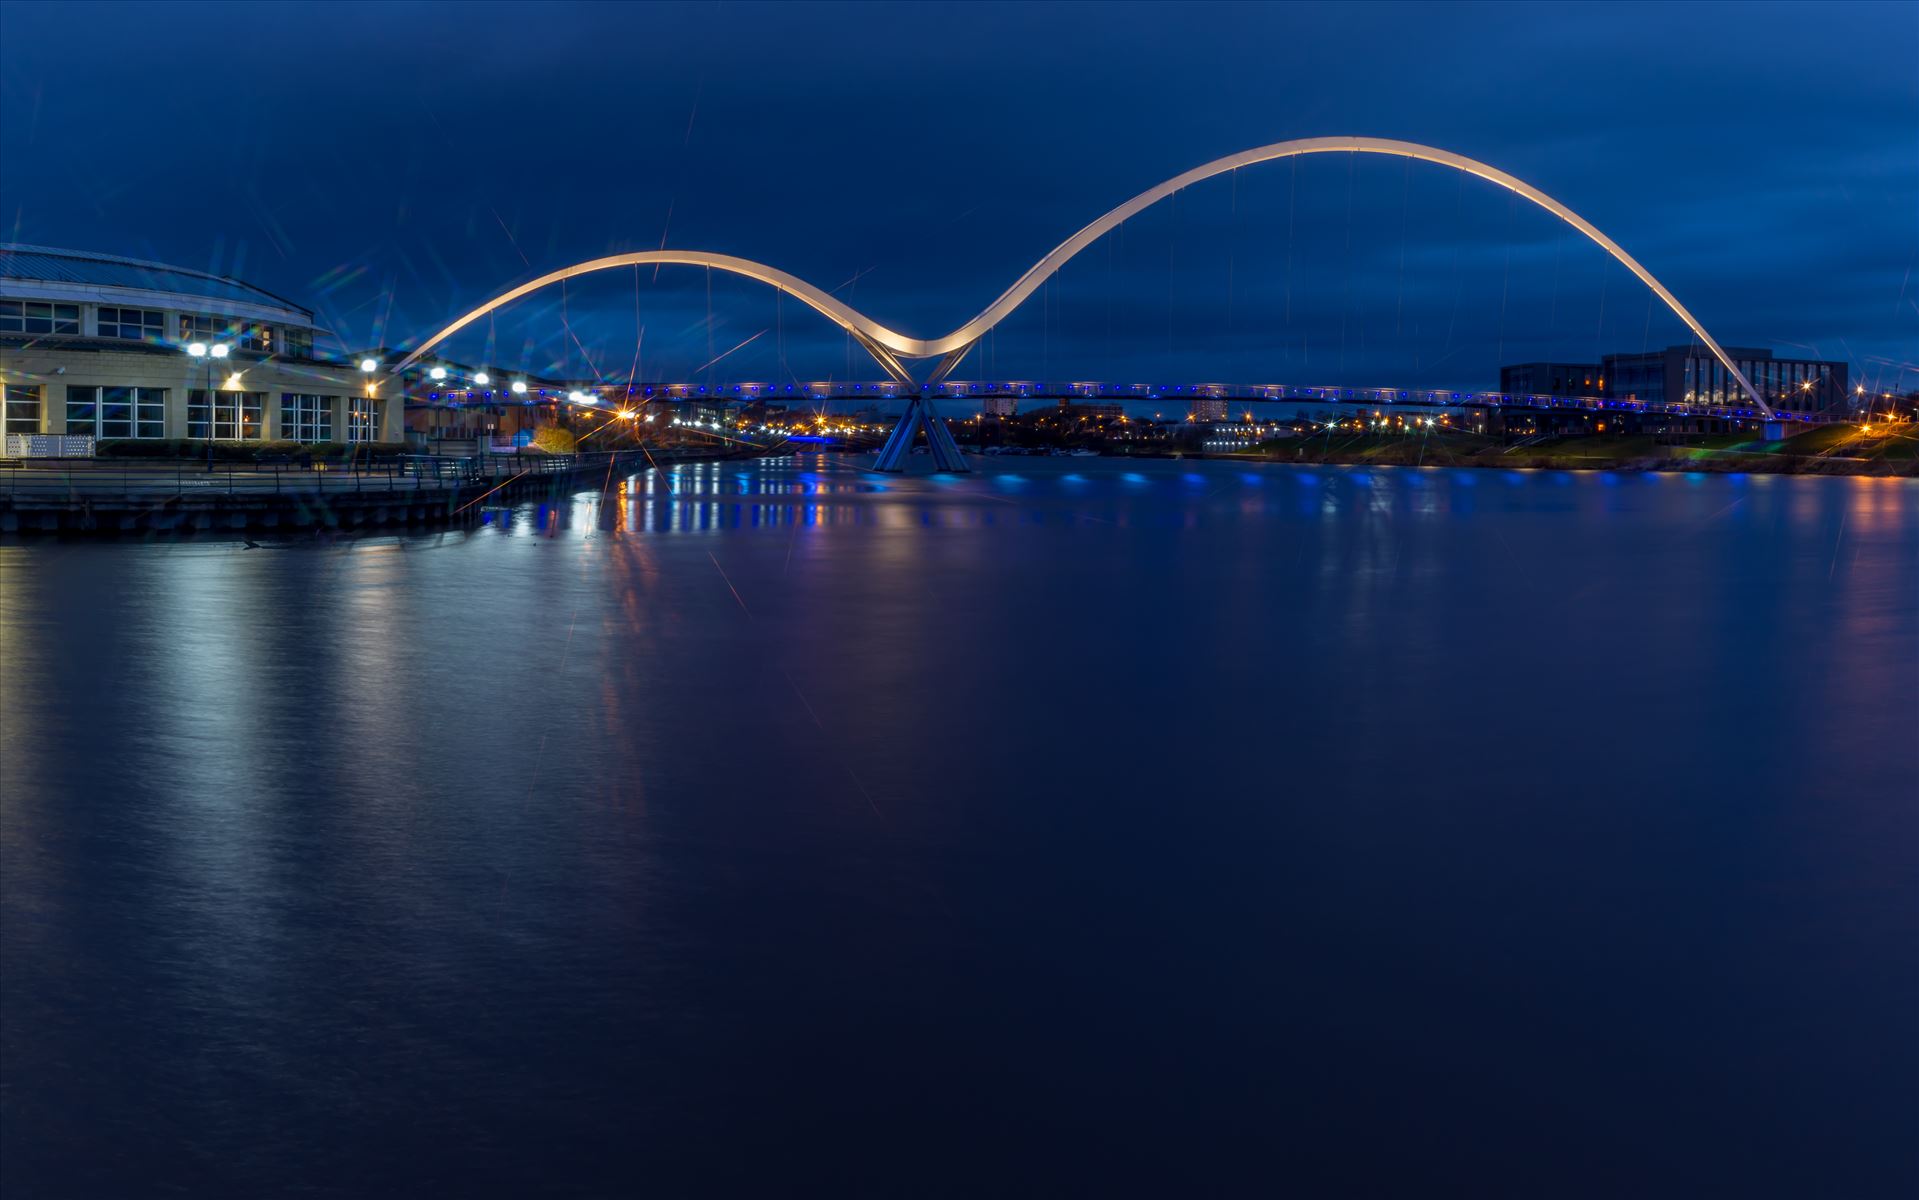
left=186, top=341, right=232, bottom=467
left=429, top=366, right=447, bottom=382
left=359, top=357, right=379, bottom=373
left=473, top=372, right=490, bottom=386
left=511, top=380, right=527, bottom=395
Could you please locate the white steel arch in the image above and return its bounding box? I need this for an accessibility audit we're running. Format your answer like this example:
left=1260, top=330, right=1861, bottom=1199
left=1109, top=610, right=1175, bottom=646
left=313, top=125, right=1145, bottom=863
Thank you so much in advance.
left=395, top=137, right=1769, bottom=414
left=388, top=250, right=921, bottom=385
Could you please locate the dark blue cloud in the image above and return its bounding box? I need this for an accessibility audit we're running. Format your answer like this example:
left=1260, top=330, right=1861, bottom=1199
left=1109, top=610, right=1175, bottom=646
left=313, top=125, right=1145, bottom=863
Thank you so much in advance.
left=3, top=0, right=1913, bottom=393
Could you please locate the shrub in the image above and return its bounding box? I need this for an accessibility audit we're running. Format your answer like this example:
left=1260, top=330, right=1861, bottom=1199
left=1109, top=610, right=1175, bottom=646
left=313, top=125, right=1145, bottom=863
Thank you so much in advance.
left=97, top=439, right=254, bottom=460
left=530, top=424, right=579, bottom=454
left=92, top=439, right=425, bottom=463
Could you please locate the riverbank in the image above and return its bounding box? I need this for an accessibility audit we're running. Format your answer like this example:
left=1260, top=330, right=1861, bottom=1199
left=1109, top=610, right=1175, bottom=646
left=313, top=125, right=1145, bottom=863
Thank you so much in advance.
left=0, top=445, right=762, bottom=536
left=1185, top=425, right=1919, bottom=477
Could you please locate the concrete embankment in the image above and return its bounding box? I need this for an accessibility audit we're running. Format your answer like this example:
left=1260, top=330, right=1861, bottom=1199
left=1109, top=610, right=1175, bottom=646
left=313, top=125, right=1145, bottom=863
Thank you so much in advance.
left=0, top=447, right=756, bottom=536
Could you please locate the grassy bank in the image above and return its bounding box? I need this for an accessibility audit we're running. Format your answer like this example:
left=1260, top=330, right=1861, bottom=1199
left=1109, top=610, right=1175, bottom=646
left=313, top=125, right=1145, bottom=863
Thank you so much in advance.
left=1218, top=425, right=1918, bottom=476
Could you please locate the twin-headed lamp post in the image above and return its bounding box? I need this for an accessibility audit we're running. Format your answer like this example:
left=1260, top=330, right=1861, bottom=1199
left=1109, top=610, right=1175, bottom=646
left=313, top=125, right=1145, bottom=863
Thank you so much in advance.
left=186, top=340, right=231, bottom=467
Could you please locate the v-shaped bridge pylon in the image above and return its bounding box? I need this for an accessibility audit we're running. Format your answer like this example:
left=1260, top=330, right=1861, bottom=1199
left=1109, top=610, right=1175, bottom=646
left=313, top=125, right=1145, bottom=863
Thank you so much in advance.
left=870, top=341, right=975, bottom=473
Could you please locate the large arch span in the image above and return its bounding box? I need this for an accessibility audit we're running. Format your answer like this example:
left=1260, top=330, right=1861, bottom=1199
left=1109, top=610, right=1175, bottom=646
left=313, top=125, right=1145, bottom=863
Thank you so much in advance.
left=395, top=137, right=1769, bottom=414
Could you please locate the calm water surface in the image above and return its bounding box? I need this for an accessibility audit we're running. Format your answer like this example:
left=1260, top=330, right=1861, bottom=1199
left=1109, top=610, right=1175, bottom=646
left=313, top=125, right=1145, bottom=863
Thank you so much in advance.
left=3, top=455, right=1915, bottom=1197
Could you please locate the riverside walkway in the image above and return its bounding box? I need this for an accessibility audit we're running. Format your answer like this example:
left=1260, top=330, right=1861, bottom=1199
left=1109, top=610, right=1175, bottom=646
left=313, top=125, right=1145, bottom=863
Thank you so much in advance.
left=0, top=446, right=761, bottom=533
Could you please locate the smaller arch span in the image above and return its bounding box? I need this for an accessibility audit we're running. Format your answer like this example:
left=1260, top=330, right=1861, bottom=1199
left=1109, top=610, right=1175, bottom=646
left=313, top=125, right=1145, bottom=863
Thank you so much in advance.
left=389, top=250, right=925, bottom=385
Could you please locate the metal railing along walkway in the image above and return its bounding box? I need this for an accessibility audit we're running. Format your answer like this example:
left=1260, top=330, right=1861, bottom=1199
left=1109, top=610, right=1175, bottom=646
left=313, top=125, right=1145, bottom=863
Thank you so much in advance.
left=0, top=447, right=735, bottom=503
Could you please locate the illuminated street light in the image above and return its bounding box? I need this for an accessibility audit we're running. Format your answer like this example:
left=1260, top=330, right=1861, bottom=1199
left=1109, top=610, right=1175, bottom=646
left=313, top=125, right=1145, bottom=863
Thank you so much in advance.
left=359, top=357, right=379, bottom=373
left=511, top=380, right=528, bottom=395
left=474, top=372, right=490, bottom=386
left=185, top=342, right=233, bottom=465
left=429, top=366, right=447, bottom=381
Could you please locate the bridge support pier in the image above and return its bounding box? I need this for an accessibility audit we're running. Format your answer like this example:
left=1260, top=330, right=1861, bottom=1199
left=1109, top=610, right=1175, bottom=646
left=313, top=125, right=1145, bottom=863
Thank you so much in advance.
left=874, top=393, right=969, bottom=472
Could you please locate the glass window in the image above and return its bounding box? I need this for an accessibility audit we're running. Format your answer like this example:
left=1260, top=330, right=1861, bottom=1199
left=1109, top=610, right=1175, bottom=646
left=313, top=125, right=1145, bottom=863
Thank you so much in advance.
left=64, top=386, right=96, bottom=434
left=282, top=327, right=313, bottom=359
left=3, top=384, right=43, bottom=435
left=346, top=395, right=383, bottom=442
left=179, top=314, right=237, bottom=344
left=188, top=390, right=264, bottom=440
left=96, top=306, right=165, bottom=341
left=280, top=393, right=334, bottom=442
left=66, top=386, right=166, bottom=438
left=178, top=314, right=272, bottom=352
left=0, top=300, right=81, bottom=334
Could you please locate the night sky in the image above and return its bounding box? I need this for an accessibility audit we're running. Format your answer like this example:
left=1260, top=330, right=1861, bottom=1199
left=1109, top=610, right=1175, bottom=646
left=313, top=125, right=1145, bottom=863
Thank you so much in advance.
left=2, top=0, right=1913, bottom=394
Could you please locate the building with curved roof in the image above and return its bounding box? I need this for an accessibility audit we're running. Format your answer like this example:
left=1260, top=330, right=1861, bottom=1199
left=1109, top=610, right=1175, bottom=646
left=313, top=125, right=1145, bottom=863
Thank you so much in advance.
left=1, top=244, right=402, bottom=448
left=0, top=244, right=314, bottom=324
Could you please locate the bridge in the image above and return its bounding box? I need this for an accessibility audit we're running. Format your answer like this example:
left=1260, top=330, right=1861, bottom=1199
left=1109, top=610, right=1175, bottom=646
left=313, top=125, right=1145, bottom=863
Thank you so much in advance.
left=395, top=136, right=1788, bottom=471
left=611, top=379, right=1830, bottom=426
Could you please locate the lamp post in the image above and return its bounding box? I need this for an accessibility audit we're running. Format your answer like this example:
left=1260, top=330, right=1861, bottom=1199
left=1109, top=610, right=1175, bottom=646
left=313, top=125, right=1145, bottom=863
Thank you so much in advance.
left=186, top=341, right=231, bottom=469
left=471, top=374, right=491, bottom=449
left=358, top=357, right=380, bottom=459
left=426, top=367, right=450, bottom=452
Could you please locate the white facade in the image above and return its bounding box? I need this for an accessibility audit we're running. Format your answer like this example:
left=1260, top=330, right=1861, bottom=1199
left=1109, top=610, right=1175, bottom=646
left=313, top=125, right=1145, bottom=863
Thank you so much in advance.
left=0, top=246, right=403, bottom=446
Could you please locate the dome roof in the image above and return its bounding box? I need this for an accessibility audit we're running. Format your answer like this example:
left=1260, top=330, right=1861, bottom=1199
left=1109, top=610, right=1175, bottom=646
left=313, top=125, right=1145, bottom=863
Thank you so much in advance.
left=0, top=243, right=312, bottom=324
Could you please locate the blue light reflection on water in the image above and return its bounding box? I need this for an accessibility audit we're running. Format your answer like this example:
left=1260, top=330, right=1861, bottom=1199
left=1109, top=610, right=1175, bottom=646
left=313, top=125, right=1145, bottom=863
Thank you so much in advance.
left=1, top=453, right=1915, bottom=1197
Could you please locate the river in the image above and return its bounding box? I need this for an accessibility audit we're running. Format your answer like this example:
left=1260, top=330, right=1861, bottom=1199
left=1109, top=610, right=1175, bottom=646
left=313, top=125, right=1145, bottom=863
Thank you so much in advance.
left=3, top=455, right=1914, bottom=1196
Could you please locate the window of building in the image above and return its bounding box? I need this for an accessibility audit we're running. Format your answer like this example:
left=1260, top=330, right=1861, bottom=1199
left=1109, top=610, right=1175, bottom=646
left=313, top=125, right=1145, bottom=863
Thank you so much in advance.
left=179, top=314, right=238, bottom=345
left=280, top=393, right=334, bottom=442
left=64, top=386, right=167, bottom=439
left=180, top=315, right=273, bottom=352
left=282, top=327, right=313, bottom=359
left=0, top=300, right=82, bottom=335
left=346, top=395, right=383, bottom=442
left=96, top=306, right=165, bottom=341
left=3, top=384, right=43, bottom=435
left=187, top=389, right=264, bottom=440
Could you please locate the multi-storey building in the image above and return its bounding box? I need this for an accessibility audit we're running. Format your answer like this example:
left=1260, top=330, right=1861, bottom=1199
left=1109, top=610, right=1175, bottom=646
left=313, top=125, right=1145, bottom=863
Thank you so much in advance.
left=0, top=244, right=404, bottom=449
left=1500, top=346, right=1851, bottom=416
left=1599, top=346, right=1848, bottom=414
left=1498, top=362, right=1604, bottom=399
